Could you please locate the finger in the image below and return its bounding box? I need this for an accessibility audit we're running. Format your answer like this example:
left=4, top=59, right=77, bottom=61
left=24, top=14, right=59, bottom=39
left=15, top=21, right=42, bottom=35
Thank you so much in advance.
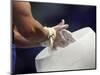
left=61, top=19, right=65, bottom=25
left=54, top=25, right=68, bottom=31
left=58, top=24, right=69, bottom=31
left=62, top=24, right=69, bottom=29
left=57, top=19, right=65, bottom=25
left=59, top=39, right=66, bottom=46
left=53, top=32, right=67, bottom=48
left=53, top=42, right=57, bottom=49
left=57, top=41, right=66, bottom=48
left=59, top=31, right=66, bottom=41
left=61, top=29, right=75, bottom=44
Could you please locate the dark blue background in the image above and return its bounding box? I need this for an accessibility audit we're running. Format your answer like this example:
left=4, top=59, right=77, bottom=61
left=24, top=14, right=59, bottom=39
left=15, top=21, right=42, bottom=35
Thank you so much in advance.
left=12, top=2, right=96, bottom=74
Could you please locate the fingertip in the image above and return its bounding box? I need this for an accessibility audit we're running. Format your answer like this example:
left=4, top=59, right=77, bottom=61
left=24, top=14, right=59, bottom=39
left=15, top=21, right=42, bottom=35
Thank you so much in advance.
left=61, top=19, right=65, bottom=24
left=62, top=19, right=64, bottom=22
left=65, top=24, right=69, bottom=28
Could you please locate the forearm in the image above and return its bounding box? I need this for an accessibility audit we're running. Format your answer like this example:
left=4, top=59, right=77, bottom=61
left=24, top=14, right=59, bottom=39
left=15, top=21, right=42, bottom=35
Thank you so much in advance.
left=13, top=1, right=49, bottom=45
left=15, top=17, right=48, bottom=44
left=14, top=29, right=41, bottom=48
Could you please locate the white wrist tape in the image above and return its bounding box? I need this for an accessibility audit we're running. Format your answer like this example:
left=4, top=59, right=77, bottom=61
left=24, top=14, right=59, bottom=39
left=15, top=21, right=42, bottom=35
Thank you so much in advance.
left=41, top=27, right=56, bottom=47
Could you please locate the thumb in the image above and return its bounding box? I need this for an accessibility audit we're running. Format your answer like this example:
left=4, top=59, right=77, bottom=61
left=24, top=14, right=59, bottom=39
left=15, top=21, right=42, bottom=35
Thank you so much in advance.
left=58, top=19, right=65, bottom=25
left=61, top=19, right=65, bottom=25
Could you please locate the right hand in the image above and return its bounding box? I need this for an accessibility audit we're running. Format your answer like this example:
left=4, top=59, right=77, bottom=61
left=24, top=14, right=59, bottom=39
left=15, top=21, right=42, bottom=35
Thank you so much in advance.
left=52, top=19, right=69, bottom=49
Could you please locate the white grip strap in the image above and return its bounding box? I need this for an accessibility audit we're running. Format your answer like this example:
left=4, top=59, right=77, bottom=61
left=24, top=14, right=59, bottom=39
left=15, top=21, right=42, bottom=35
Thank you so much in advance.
left=41, top=27, right=56, bottom=48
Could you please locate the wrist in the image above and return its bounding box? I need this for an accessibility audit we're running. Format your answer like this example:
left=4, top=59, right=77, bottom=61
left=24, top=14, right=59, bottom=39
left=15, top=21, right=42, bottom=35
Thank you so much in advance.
left=41, top=27, right=56, bottom=47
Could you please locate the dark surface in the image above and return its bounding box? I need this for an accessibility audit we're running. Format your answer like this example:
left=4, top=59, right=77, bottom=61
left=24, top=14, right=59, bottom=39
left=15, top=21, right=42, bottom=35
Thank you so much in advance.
left=31, top=2, right=96, bottom=32
left=12, top=2, right=96, bottom=74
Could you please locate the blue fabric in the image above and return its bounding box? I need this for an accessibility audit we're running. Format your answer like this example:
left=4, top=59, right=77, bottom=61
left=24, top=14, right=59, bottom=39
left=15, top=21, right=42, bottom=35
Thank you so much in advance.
left=12, top=44, right=16, bottom=73
left=13, top=46, right=44, bottom=74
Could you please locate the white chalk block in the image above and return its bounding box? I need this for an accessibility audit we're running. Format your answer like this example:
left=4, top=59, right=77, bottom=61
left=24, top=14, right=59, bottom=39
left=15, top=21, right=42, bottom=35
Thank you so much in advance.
left=35, top=27, right=95, bottom=72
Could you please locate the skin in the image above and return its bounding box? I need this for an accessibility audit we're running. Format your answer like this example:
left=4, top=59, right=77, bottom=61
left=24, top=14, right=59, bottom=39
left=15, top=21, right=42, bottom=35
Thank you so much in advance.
left=13, top=1, right=68, bottom=48
left=14, top=25, right=41, bottom=48
left=13, top=1, right=49, bottom=48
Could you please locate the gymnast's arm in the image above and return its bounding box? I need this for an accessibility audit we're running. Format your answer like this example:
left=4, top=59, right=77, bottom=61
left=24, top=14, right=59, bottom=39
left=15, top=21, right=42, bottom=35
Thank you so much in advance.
left=13, top=2, right=49, bottom=46
left=13, top=26, right=41, bottom=48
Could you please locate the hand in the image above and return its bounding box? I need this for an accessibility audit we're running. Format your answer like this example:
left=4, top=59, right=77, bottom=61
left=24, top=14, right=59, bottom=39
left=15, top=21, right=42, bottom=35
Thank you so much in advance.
left=52, top=19, right=69, bottom=49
